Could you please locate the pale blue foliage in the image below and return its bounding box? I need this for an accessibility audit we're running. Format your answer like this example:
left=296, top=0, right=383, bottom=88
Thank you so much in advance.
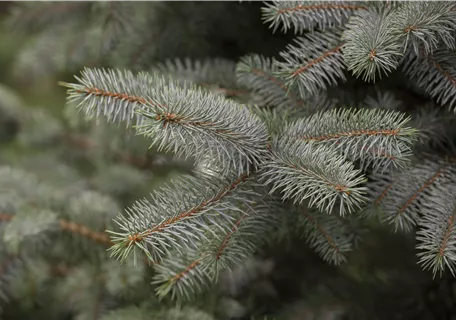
left=416, top=182, right=456, bottom=277
left=277, top=29, right=345, bottom=97
left=403, top=48, right=456, bottom=113
left=284, top=108, right=416, bottom=171
left=262, top=137, right=367, bottom=216
left=262, top=1, right=363, bottom=34
left=343, top=7, right=403, bottom=82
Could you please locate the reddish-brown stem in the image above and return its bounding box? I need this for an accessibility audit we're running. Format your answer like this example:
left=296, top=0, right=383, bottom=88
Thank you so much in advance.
left=76, top=87, right=164, bottom=109
left=429, top=59, right=456, bottom=87
left=375, top=184, right=393, bottom=206
left=397, top=167, right=449, bottom=215
left=216, top=214, right=246, bottom=260
left=172, top=259, right=201, bottom=282
left=292, top=45, right=343, bottom=77
left=76, top=87, right=234, bottom=134
left=288, top=163, right=351, bottom=195
left=439, top=209, right=456, bottom=258
left=301, top=210, right=339, bottom=253
left=128, top=174, right=249, bottom=244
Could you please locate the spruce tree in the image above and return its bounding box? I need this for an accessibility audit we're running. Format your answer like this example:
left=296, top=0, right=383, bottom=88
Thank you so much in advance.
left=1, top=1, right=456, bottom=319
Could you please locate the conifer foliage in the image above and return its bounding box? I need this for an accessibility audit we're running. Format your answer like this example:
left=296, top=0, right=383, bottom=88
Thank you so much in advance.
left=2, top=1, right=456, bottom=319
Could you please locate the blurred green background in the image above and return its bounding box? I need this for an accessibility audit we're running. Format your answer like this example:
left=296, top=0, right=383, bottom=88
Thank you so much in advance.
left=0, top=2, right=456, bottom=320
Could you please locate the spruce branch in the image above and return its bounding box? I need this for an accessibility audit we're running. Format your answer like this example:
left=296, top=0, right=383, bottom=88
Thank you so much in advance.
left=61, top=68, right=269, bottom=175
left=153, top=205, right=278, bottom=301
left=107, top=173, right=260, bottom=264
left=153, top=253, right=209, bottom=301
left=135, top=85, right=268, bottom=175
left=409, top=104, right=453, bottom=150
left=261, top=137, right=367, bottom=215
left=277, top=29, right=346, bottom=98
left=236, top=54, right=306, bottom=109
left=380, top=158, right=456, bottom=232
left=296, top=207, right=354, bottom=264
left=416, top=182, right=456, bottom=277
left=403, top=49, right=456, bottom=112
left=284, top=108, right=416, bottom=172
left=261, top=1, right=366, bottom=34
left=199, top=204, right=279, bottom=276
left=342, top=8, right=403, bottom=82
left=60, top=68, right=158, bottom=127
left=390, top=1, right=456, bottom=55
left=362, top=171, right=393, bottom=220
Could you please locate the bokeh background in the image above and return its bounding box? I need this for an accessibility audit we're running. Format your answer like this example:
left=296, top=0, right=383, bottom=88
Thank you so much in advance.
left=0, top=2, right=455, bottom=320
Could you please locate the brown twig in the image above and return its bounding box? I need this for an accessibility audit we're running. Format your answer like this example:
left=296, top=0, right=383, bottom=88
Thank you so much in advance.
left=128, top=173, right=249, bottom=244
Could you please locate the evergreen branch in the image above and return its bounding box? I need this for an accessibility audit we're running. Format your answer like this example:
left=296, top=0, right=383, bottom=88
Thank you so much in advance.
left=108, top=173, right=258, bottom=264
left=153, top=253, right=210, bottom=301
left=261, top=137, right=367, bottom=215
left=215, top=214, right=247, bottom=261
left=296, top=207, right=354, bottom=264
left=285, top=108, right=416, bottom=172
left=153, top=204, right=278, bottom=301
left=403, top=49, right=456, bottom=112
left=362, top=171, right=393, bottom=220
left=261, top=1, right=365, bottom=34
left=342, top=8, right=403, bottom=82
left=381, top=158, right=456, bottom=232
left=277, top=29, right=345, bottom=97
left=59, top=68, right=159, bottom=127
left=135, top=90, right=268, bottom=175
left=200, top=204, right=279, bottom=275
left=409, top=105, right=453, bottom=150
left=416, top=182, right=456, bottom=277
left=390, top=1, right=456, bottom=55
left=62, top=68, right=269, bottom=175
left=236, top=54, right=306, bottom=108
